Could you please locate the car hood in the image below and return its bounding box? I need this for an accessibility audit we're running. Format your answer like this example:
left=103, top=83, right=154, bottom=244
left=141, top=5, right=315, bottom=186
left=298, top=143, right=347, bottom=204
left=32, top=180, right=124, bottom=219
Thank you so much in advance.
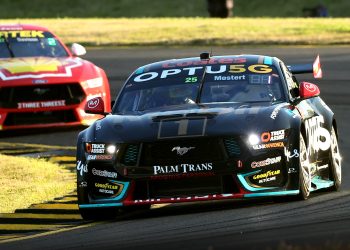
left=0, top=56, right=100, bottom=85
left=88, top=102, right=299, bottom=143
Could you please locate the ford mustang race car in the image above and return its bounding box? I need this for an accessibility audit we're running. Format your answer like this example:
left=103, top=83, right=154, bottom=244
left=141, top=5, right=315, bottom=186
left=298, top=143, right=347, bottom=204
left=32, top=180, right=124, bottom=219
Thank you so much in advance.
left=76, top=53, right=341, bottom=220
left=0, top=24, right=111, bottom=130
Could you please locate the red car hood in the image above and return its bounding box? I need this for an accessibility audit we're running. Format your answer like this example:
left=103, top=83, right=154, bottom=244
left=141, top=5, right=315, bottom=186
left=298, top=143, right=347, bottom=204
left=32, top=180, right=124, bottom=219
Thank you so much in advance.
left=0, top=56, right=98, bottom=86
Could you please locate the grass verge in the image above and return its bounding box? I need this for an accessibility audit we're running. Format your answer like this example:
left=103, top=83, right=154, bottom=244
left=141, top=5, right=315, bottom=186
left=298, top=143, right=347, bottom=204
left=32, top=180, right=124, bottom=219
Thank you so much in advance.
left=0, top=154, right=75, bottom=213
left=0, top=0, right=349, bottom=18
left=2, top=18, right=350, bottom=47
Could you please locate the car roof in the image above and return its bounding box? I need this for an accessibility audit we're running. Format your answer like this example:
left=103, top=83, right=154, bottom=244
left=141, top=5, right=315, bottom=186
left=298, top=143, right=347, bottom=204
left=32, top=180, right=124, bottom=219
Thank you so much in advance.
left=0, top=24, right=49, bottom=31
left=135, top=54, right=280, bottom=73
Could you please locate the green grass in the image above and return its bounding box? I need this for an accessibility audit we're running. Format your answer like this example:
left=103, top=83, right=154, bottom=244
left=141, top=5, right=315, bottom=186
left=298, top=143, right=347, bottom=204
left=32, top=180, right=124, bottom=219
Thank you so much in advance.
left=0, top=0, right=348, bottom=18
left=2, top=18, right=350, bottom=46
left=0, top=154, right=75, bottom=213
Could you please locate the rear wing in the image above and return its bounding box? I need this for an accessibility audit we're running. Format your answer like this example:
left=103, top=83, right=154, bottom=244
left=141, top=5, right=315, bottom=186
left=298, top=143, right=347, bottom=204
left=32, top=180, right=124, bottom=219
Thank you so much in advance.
left=287, top=55, right=322, bottom=79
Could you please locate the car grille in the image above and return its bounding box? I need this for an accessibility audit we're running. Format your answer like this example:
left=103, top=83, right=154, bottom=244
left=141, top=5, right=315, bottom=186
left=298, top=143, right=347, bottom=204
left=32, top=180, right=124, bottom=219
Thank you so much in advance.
left=4, top=110, right=77, bottom=126
left=140, top=137, right=225, bottom=166
left=122, top=144, right=139, bottom=166
left=0, top=83, right=85, bottom=108
left=223, top=137, right=241, bottom=156
left=133, top=175, right=239, bottom=199
left=121, top=137, right=242, bottom=167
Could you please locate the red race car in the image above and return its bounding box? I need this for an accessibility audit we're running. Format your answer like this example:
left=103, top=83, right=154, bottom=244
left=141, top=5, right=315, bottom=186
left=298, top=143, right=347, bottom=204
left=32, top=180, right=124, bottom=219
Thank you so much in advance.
left=0, top=24, right=111, bottom=131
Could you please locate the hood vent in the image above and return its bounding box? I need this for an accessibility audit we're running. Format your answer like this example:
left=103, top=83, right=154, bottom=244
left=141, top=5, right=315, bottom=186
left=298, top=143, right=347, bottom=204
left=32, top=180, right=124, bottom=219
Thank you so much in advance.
left=122, top=144, right=139, bottom=166
left=223, top=138, right=241, bottom=156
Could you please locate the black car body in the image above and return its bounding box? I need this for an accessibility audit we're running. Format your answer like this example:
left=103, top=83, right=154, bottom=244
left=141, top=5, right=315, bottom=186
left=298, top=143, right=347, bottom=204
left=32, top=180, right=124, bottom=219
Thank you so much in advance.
left=76, top=54, right=341, bottom=219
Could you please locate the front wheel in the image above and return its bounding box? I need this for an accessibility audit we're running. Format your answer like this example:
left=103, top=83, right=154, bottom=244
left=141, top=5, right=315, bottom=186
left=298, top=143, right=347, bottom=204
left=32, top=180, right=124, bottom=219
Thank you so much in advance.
left=329, top=126, right=342, bottom=191
left=298, top=133, right=311, bottom=200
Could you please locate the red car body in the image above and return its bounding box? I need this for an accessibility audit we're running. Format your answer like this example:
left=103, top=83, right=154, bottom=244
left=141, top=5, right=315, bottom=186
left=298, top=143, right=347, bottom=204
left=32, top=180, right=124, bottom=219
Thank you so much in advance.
left=0, top=24, right=111, bottom=131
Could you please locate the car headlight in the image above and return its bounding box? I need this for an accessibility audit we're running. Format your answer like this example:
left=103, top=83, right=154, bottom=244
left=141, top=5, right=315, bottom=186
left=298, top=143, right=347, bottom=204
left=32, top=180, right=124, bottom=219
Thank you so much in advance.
left=106, top=145, right=117, bottom=154
left=248, top=134, right=260, bottom=145
left=82, top=77, right=103, bottom=88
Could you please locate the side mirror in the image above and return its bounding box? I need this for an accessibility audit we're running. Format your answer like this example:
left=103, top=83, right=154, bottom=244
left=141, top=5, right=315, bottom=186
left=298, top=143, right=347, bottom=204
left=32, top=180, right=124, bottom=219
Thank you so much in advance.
left=299, top=81, right=320, bottom=99
left=85, top=97, right=105, bottom=115
left=71, top=43, right=86, bottom=56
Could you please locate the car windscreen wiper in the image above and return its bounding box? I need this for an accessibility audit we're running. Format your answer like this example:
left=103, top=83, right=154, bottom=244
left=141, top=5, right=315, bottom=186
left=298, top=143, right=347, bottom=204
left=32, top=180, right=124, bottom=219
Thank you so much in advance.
left=0, top=34, right=15, bottom=57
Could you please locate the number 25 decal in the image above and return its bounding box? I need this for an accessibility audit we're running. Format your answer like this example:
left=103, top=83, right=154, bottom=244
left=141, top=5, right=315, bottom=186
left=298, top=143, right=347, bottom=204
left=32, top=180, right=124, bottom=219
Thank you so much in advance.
left=229, top=64, right=272, bottom=74
left=185, top=77, right=198, bottom=83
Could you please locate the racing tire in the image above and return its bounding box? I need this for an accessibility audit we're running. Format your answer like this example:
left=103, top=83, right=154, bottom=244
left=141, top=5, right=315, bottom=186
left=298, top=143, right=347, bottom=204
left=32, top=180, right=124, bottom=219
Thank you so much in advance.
left=79, top=207, right=119, bottom=221
left=298, top=133, right=311, bottom=200
left=329, top=126, right=342, bottom=191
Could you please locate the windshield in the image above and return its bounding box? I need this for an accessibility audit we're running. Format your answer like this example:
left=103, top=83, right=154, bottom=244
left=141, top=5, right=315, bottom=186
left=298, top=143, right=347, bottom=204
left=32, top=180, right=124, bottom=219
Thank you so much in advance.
left=0, top=30, right=69, bottom=58
left=115, top=61, right=285, bottom=114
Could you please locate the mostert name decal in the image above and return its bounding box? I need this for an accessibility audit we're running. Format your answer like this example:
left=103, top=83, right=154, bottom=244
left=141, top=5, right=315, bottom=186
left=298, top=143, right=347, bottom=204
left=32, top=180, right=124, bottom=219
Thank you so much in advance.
left=153, top=163, right=213, bottom=175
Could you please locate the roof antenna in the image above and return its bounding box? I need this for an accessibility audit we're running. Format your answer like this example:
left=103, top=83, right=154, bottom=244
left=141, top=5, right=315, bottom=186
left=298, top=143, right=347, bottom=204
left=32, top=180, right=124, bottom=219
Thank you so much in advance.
left=200, top=51, right=211, bottom=60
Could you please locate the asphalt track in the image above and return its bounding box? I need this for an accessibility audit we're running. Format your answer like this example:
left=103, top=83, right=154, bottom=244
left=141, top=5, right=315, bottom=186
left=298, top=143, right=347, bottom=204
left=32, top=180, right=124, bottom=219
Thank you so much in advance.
left=1, top=47, right=350, bottom=250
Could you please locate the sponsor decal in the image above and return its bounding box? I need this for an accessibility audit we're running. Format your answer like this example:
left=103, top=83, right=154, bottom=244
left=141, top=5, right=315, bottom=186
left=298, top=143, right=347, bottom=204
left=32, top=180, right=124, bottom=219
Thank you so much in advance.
left=92, top=168, right=118, bottom=178
left=47, top=38, right=57, bottom=46
left=86, top=143, right=105, bottom=154
left=32, top=79, right=48, bottom=84
left=229, top=64, right=272, bottom=74
left=162, top=58, right=246, bottom=68
left=134, top=64, right=272, bottom=83
left=150, top=172, right=215, bottom=180
left=87, top=155, right=113, bottom=160
left=253, top=142, right=284, bottom=150
left=0, top=26, right=23, bottom=31
left=251, top=156, right=282, bottom=168
left=0, top=58, right=82, bottom=81
left=258, top=176, right=276, bottom=184
left=94, top=181, right=123, bottom=196
left=261, top=130, right=285, bottom=142
left=17, top=37, right=38, bottom=42
left=172, top=146, right=195, bottom=156
left=17, top=100, right=65, bottom=109
left=0, top=30, right=44, bottom=38
left=153, top=163, right=213, bottom=175
left=214, top=75, right=246, bottom=81
left=253, top=170, right=281, bottom=180
left=95, top=182, right=119, bottom=190
left=305, top=116, right=331, bottom=154
left=288, top=168, right=297, bottom=174
left=304, top=82, right=317, bottom=92
left=76, top=161, right=88, bottom=176
left=87, top=98, right=99, bottom=109
left=284, top=148, right=299, bottom=162
left=79, top=181, right=87, bottom=188
left=270, top=104, right=284, bottom=119
left=98, top=189, right=114, bottom=194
